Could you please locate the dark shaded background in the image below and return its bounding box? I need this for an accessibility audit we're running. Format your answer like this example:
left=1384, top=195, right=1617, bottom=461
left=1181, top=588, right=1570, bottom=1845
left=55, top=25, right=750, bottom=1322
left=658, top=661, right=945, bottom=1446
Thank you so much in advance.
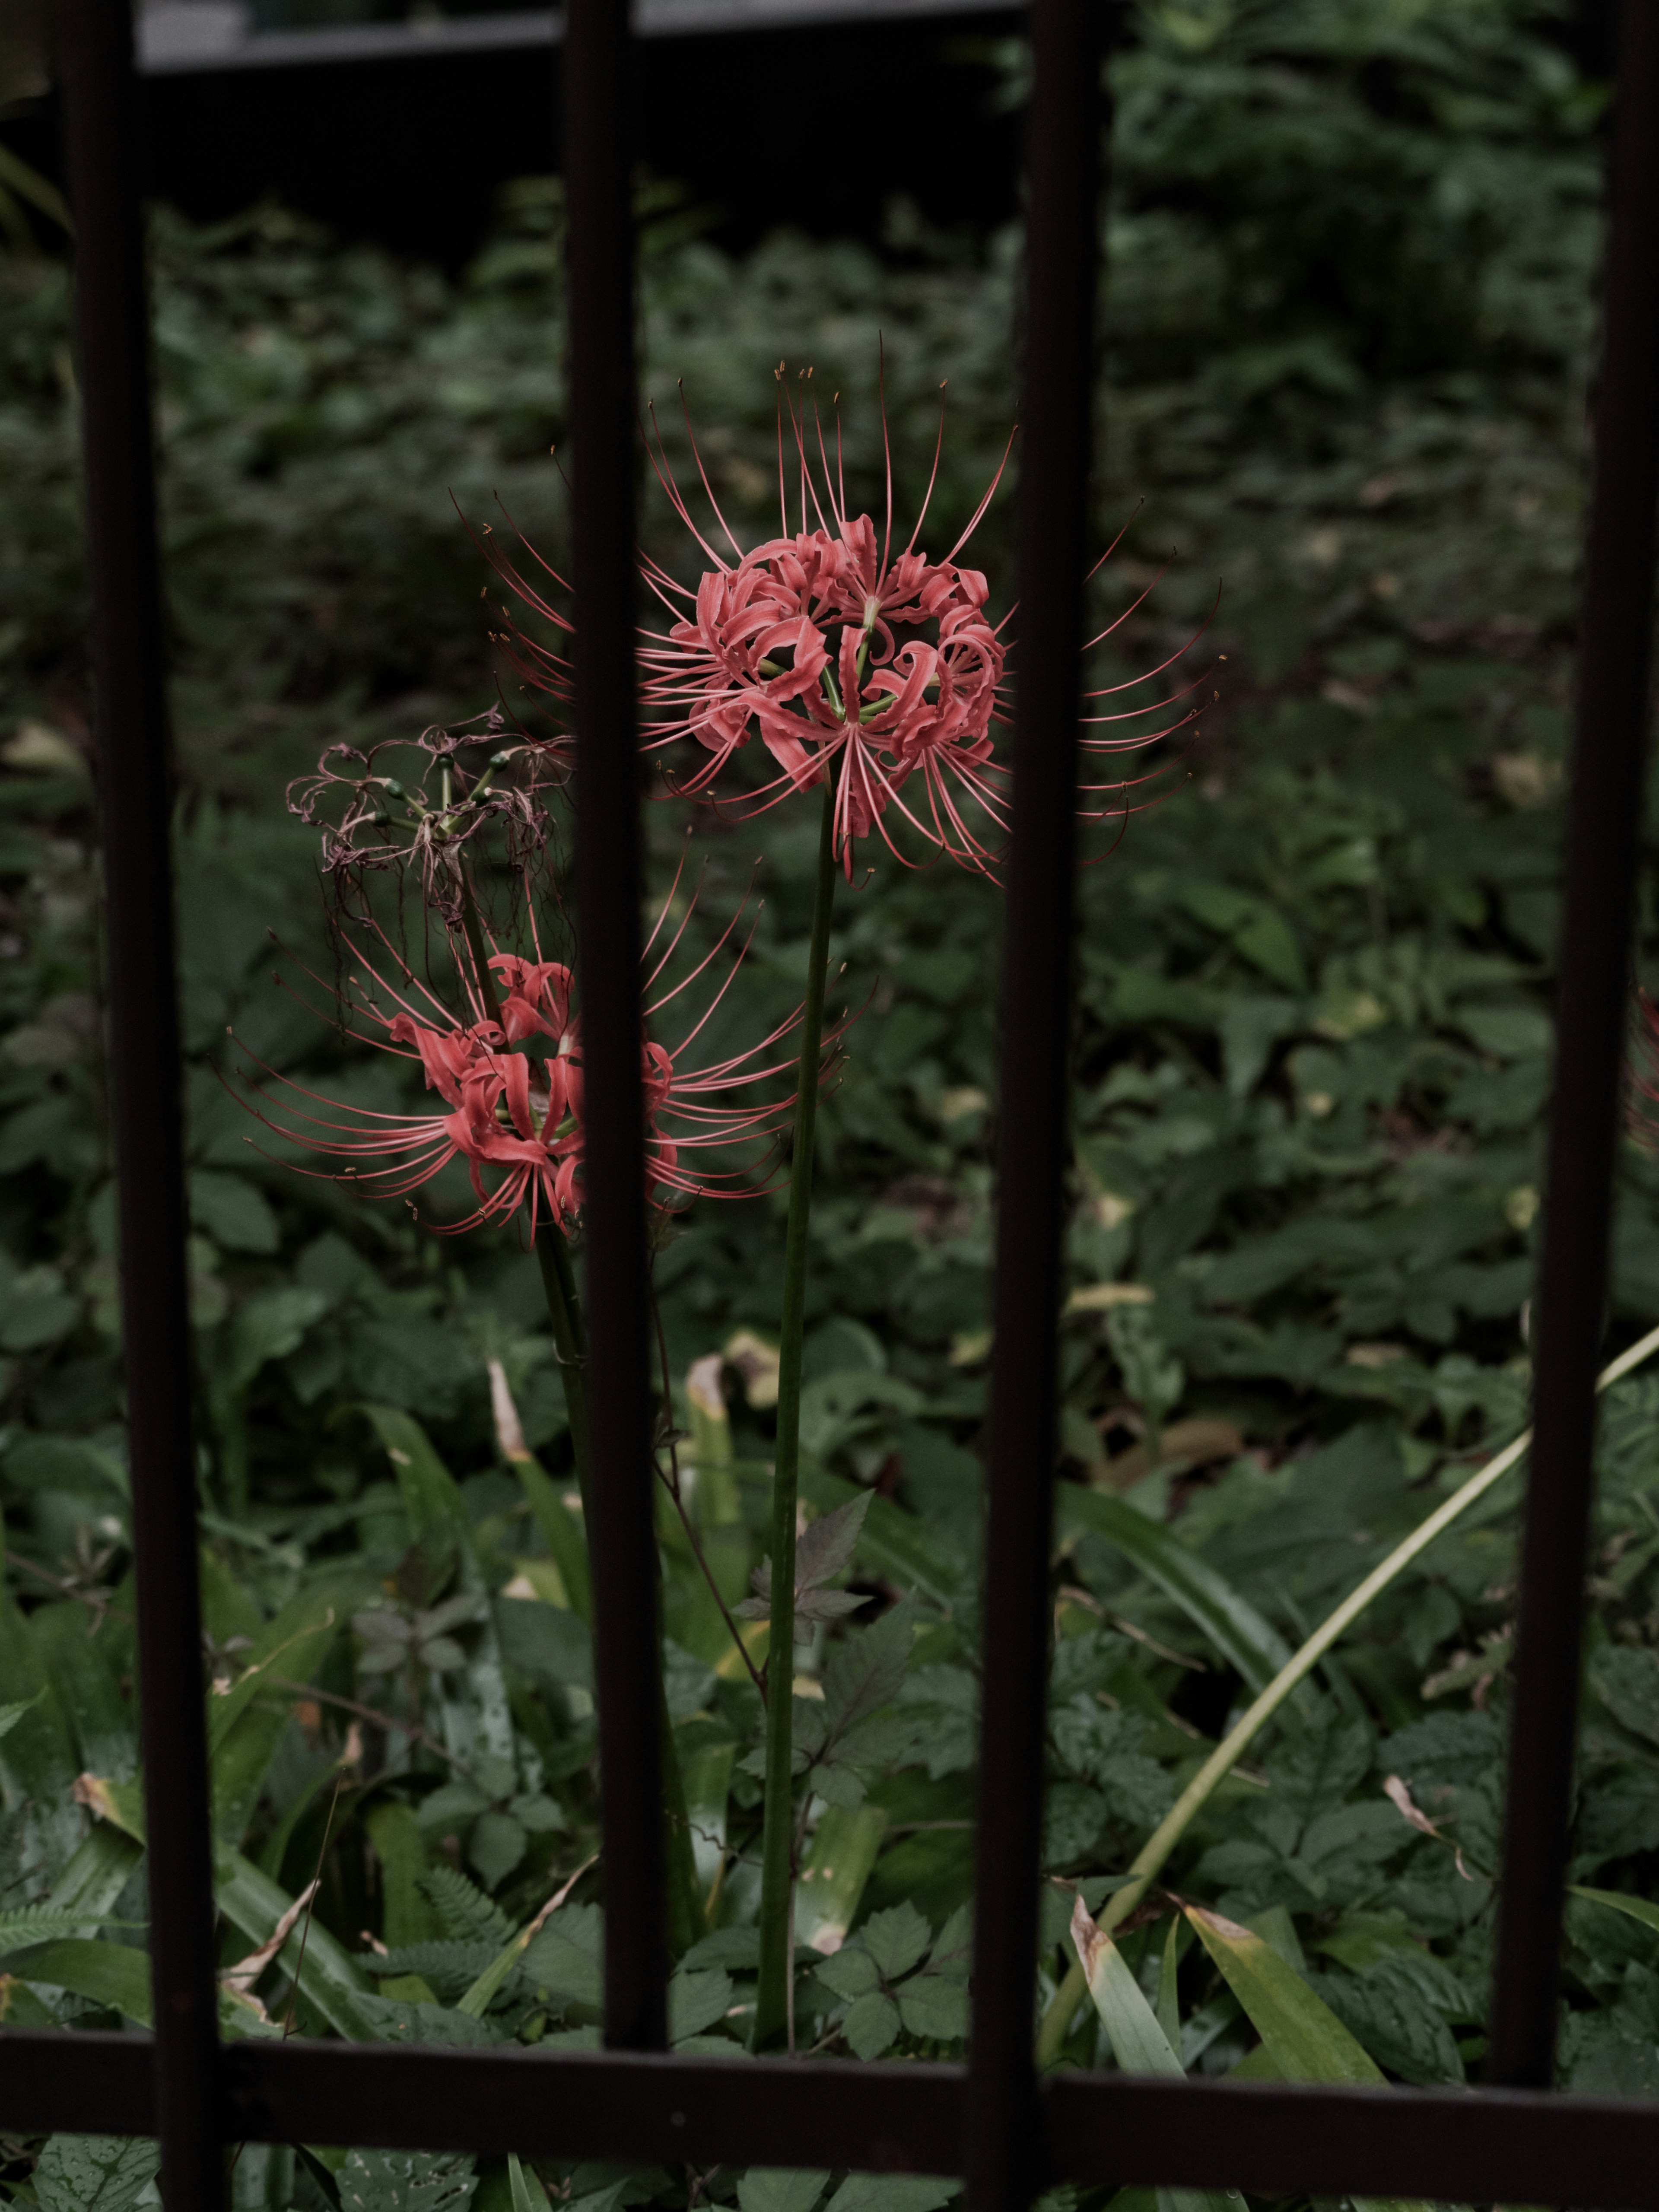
left=6, top=11, right=1023, bottom=262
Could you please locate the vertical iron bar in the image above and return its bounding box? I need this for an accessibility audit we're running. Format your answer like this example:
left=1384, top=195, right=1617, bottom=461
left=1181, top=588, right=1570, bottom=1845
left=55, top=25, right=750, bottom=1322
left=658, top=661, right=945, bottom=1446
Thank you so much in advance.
left=56, top=2, right=221, bottom=2202
left=564, top=0, right=667, bottom=2050
left=1490, top=0, right=1659, bottom=2089
left=967, top=0, right=1104, bottom=2202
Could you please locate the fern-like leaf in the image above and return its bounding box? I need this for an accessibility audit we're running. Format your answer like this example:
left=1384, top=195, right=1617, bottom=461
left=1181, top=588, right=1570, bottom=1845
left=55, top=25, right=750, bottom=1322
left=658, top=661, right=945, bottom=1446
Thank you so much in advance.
left=419, top=1864, right=514, bottom=1948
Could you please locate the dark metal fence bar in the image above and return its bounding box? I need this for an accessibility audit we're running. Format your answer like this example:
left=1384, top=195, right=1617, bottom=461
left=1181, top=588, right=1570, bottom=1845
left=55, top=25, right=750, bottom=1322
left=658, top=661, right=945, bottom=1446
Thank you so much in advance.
left=55, top=3, right=222, bottom=2205
left=19, top=2038, right=1659, bottom=2210
left=966, top=0, right=1103, bottom=2201
left=563, top=0, right=668, bottom=2050
left=1490, top=0, right=1659, bottom=2088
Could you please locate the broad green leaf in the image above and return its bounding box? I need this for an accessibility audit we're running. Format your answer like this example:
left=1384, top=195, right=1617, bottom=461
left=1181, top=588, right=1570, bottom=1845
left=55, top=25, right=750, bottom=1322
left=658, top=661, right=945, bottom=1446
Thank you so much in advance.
left=45, top=1824, right=143, bottom=1927
left=670, top=1963, right=734, bottom=2041
left=0, top=1689, right=41, bottom=1741
left=683, top=1736, right=736, bottom=1898
left=1057, top=1487, right=1299, bottom=1697
left=6, top=1938, right=153, bottom=2025
left=359, top=1406, right=515, bottom=1761
left=686, top=1353, right=743, bottom=1527
left=206, top=1573, right=359, bottom=1752
left=1569, top=1885, right=1659, bottom=1941
left=738, top=2170, right=830, bottom=2212
left=821, top=2177, right=957, bottom=2212
left=0, top=1591, right=75, bottom=1800
left=814, top=1947, right=880, bottom=2001
left=893, top=1972, right=968, bottom=2042
left=215, top=1285, right=330, bottom=1401
left=211, top=1572, right=364, bottom=1840
left=1183, top=1906, right=1430, bottom=2212
left=1184, top=1905, right=1381, bottom=2085
left=337, top=2146, right=478, bottom=2212
left=364, top=1799, right=444, bottom=1946
left=1156, top=1918, right=1181, bottom=2053
left=32, top=2134, right=159, bottom=2212
left=216, top=1847, right=380, bottom=2040
left=73, top=1773, right=146, bottom=1841
left=520, top=1901, right=602, bottom=2007
left=794, top=1803, right=887, bottom=1955
left=860, top=1901, right=930, bottom=1981
left=8, top=1937, right=261, bottom=2036
left=361, top=1404, right=474, bottom=1545
left=1071, top=1898, right=1185, bottom=2077
left=457, top=1883, right=600, bottom=2021
left=32, top=1605, right=132, bottom=1780
left=842, top=1988, right=901, bottom=2059
left=189, top=1166, right=280, bottom=1253
left=513, top=1456, right=592, bottom=1622
left=508, top=2154, right=553, bottom=2212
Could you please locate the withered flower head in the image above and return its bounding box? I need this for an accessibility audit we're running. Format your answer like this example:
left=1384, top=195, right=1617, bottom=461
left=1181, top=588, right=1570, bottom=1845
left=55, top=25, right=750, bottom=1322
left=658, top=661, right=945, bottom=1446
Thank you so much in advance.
left=288, top=709, right=571, bottom=929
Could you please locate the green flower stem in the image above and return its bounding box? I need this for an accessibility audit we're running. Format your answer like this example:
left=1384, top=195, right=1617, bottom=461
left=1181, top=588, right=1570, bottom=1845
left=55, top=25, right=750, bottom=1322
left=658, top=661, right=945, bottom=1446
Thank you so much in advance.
left=533, top=1224, right=704, bottom=1958
left=754, top=782, right=838, bottom=2051
left=1035, top=1315, right=1659, bottom=2070
left=535, top=1226, right=592, bottom=1521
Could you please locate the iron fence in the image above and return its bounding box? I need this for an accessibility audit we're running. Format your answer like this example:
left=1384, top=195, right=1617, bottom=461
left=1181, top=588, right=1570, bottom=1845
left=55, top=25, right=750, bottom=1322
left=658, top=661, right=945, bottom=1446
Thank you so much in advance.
left=7, top=0, right=1659, bottom=2203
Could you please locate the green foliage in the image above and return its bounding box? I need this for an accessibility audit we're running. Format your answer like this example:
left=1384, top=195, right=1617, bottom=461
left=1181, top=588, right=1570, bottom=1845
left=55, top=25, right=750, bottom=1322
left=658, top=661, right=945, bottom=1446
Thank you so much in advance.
left=30, top=2135, right=158, bottom=2212
left=10, top=1, right=1659, bottom=2195
left=337, top=2149, right=479, bottom=2212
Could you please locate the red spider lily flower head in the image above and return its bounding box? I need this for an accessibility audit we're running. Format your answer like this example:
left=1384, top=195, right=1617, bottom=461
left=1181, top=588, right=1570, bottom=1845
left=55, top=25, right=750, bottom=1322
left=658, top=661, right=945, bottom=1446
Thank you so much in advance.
left=238, top=881, right=823, bottom=1240
left=635, top=372, right=1016, bottom=880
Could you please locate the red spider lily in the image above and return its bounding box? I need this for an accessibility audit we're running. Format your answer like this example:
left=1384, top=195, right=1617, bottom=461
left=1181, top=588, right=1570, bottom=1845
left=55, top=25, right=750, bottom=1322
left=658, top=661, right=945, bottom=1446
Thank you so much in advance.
left=636, top=381, right=1015, bottom=879
left=238, top=890, right=817, bottom=1239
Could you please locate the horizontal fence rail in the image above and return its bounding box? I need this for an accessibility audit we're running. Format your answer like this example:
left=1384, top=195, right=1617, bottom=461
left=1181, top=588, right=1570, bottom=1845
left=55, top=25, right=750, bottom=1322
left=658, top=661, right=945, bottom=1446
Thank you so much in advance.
left=14, top=2042, right=1659, bottom=2210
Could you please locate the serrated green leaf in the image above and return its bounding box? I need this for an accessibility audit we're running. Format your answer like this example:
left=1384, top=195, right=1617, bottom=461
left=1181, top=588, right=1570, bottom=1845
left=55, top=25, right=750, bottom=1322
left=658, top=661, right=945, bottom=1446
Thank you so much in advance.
left=670, top=1964, right=734, bottom=2041
left=894, top=1973, right=969, bottom=2042
left=814, top=1945, right=880, bottom=2001
left=841, top=1987, right=901, bottom=2059
left=859, top=1900, right=930, bottom=1981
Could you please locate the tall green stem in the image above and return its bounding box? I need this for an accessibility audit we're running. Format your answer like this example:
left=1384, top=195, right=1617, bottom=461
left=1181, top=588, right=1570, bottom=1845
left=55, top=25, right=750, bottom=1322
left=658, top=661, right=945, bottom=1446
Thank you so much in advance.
left=535, top=1227, right=592, bottom=1519
left=754, top=784, right=838, bottom=2050
left=1034, top=1314, right=1659, bottom=2069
